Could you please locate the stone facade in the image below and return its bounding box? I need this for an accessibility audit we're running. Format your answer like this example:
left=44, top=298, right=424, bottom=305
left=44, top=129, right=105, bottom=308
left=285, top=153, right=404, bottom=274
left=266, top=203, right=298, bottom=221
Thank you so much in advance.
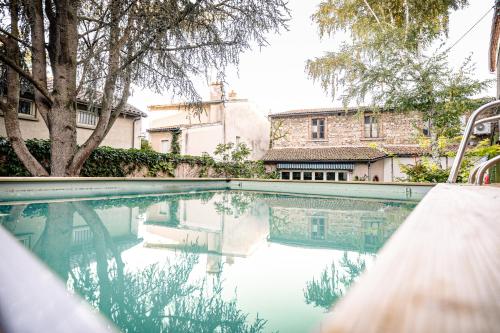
left=264, top=108, right=441, bottom=182
left=272, top=110, right=424, bottom=148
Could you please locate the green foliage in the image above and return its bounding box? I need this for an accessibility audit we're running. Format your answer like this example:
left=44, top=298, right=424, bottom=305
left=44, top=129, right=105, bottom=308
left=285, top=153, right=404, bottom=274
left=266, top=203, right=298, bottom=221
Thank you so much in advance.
left=400, top=159, right=450, bottom=183
left=307, top=0, right=489, bottom=141
left=304, top=252, right=367, bottom=310
left=213, top=142, right=278, bottom=179
left=140, top=139, right=153, bottom=151
left=312, top=0, right=469, bottom=50
left=0, top=137, right=278, bottom=179
left=0, top=137, right=209, bottom=177
left=459, top=139, right=500, bottom=181
left=400, top=140, right=500, bottom=183
left=171, top=130, right=181, bottom=155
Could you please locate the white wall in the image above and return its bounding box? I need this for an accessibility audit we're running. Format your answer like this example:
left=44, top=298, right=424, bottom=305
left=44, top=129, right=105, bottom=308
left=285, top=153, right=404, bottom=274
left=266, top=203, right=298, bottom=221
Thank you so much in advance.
left=181, top=124, right=224, bottom=156
left=0, top=114, right=143, bottom=149
left=223, top=100, right=270, bottom=160
left=149, top=98, right=270, bottom=160
left=383, top=156, right=455, bottom=181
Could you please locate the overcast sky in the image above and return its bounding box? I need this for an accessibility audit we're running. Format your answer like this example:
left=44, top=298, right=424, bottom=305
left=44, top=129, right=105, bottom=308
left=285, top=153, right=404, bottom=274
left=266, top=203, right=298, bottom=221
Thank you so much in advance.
left=129, top=0, right=497, bottom=126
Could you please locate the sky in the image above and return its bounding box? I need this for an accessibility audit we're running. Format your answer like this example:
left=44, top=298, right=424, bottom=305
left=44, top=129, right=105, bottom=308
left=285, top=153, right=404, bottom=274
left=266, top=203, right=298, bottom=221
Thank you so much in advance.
left=128, top=0, right=497, bottom=128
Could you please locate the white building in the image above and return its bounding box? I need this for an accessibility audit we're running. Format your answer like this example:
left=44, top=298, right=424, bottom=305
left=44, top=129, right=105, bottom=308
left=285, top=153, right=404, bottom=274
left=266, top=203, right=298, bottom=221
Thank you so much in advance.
left=147, top=83, right=270, bottom=160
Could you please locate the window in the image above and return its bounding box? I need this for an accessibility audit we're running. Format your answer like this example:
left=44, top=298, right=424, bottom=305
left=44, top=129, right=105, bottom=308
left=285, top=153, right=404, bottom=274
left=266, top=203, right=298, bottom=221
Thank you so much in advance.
left=281, top=171, right=290, bottom=180
left=326, top=172, right=336, bottom=181
left=0, top=98, right=36, bottom=118
left=311, top=118, right=325, bottom=139
left=292, top=171, right=301, bottom=180
left=314, top=172, right=324, bottom=181
left=311, top=216, right=326, bottom=240
left=303, top=171, right=312, bottom=180
left=161, top=140, right=171, bottom=153
left=77, top=109, right=98, bottom=127
left=18, top=99, right=35, bottom=117
left=338, top=172, right=347, bottom=181
left=364, top=115, right=379, bottom=138
left=422, top=119, right=431, bottom=137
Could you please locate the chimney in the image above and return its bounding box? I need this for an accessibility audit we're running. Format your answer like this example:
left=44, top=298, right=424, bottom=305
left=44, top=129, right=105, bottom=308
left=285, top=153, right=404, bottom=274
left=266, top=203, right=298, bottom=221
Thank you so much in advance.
left=228, top=90, right=237, bottom=100
left=209, top=82, right=223, bottom=101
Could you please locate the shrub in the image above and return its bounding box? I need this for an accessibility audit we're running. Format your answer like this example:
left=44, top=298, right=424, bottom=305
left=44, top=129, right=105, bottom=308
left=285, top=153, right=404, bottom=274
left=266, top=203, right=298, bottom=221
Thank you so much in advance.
left=0, top=137, right=277, bottom=179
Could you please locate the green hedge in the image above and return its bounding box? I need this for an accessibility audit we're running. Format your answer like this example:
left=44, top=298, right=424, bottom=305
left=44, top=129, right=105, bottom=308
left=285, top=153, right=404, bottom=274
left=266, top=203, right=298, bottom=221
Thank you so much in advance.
left=0, top=137, right=277, bottom=179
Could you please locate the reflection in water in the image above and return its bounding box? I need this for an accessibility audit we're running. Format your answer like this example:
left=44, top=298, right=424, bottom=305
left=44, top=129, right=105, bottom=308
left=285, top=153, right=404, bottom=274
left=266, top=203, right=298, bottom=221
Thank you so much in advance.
left=304, top=252, right=367, bottom=310
left=0, top=191, right=416, bottom=333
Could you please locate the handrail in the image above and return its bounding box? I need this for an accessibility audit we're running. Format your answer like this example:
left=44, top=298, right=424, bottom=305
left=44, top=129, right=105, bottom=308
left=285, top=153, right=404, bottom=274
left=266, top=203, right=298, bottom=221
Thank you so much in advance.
left=466, top=115, right=500, bottom=183
left=474, top=154, right=500, bottom=185
left=468, top=162, right=483, bottom=184
left=474, top=113, right=500, bottom=126
left=447, top=100, right=500, bottom=183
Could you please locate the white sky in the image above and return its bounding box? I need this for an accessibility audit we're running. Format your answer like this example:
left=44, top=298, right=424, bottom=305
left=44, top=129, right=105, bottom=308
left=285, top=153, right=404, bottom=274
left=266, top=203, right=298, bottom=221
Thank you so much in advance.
left=128, top=0, right=497, bottom=127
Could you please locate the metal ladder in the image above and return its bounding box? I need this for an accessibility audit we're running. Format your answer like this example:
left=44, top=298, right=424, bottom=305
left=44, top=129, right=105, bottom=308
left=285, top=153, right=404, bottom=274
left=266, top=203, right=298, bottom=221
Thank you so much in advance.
left=447, top=100, right=500, bottom=184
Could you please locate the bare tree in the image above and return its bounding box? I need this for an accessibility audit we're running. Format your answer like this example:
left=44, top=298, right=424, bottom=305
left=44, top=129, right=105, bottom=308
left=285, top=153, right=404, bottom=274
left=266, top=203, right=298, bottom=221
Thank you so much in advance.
left=0, top=0, right=289, bottom=176
left=269, top=118, right=288, bottom=148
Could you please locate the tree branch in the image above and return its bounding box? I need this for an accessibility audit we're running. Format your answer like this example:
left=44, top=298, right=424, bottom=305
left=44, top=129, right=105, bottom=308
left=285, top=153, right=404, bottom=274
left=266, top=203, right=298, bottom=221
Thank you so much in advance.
left=0, top=27, right=35, bottom=49
left=0, top=53, right=53, bottom=105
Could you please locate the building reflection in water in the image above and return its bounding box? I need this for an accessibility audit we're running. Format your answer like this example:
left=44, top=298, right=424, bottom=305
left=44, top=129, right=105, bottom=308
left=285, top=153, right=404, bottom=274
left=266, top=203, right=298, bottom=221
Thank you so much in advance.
left=0, top=191, right=415, bottom=332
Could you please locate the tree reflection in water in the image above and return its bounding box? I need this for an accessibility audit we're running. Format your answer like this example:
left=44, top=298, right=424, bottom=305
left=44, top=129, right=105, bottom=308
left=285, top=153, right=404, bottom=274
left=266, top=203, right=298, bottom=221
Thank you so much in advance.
left=304, top=252, right=367, bottom=311
left=3, top=200, right=268, bottom=333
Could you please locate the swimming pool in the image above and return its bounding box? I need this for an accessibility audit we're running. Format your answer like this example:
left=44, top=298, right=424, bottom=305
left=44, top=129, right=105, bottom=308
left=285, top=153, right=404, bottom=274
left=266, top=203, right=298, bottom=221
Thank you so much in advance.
left=0, top=188, right=417, bottom=332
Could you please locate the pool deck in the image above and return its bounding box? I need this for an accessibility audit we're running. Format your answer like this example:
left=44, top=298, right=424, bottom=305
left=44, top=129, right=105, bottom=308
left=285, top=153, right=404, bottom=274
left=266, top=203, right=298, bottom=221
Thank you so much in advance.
left=321, top=183, right=500, bottom=333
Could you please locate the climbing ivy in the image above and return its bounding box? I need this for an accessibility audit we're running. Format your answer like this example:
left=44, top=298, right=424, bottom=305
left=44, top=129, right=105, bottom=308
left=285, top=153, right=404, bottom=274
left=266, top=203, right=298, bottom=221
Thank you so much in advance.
left=0, top=137, right=277, bottom=179
left=171, top=129, right=181, bottom=155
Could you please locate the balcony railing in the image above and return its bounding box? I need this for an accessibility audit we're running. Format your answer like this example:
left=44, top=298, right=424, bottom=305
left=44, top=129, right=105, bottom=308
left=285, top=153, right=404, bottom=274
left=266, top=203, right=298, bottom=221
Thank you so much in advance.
left=77, top=110, right=98, bottom=127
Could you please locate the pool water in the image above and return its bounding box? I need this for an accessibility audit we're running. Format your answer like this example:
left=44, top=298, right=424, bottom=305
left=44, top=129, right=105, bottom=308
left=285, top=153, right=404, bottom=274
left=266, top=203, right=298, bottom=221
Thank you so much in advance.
left=0, top=190, right=416, bottom=332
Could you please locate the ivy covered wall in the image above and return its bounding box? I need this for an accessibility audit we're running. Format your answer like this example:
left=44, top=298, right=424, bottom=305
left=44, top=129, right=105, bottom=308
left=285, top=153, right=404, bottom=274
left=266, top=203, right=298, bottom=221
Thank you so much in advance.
left=0, top=138, right=277, bottom=179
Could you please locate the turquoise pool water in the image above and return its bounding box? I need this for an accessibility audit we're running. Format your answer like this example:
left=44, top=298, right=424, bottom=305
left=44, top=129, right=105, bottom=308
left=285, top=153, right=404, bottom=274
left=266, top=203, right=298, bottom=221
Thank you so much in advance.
left=0, top=190, right=416, bottom=332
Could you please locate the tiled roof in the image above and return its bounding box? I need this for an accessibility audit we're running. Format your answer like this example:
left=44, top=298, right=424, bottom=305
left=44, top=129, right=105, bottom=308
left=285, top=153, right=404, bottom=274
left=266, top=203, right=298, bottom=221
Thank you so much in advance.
left=269, top=106, right=383, bottom=118
left=262, top=147, right=387, bottom=162
left=147, top=126, right=181, bottom=133
left=46, top=77, right=147, bottom=118
left=262, top=144, right=442, bottom=162
left=383, top=145, right=429, bottom=156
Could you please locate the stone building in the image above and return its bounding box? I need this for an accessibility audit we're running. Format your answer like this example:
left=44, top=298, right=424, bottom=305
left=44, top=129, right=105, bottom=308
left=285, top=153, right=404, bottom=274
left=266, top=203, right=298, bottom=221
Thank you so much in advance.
left=264, top=107, right=454, bottom=182
left=147, top=83, right=270, bottom=160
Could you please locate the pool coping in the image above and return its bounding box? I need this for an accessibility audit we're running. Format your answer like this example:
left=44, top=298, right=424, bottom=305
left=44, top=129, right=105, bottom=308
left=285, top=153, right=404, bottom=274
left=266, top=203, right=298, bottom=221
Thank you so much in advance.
left=0, top=177, right=435, bottom=202
left=0, top=176, right=435, bottom=186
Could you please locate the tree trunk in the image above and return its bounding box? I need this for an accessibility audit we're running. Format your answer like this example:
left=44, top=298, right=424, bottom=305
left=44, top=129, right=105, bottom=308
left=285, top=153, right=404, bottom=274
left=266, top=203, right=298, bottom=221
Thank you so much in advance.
left=38, top=203, right=75, bottom=281
left=430, top=132, right=442, bottom=167
left=46, top=0, right=79, bottom=176
left=49, top=103, right=77, bottom=176
left=1, top=0, right=49, bottom=176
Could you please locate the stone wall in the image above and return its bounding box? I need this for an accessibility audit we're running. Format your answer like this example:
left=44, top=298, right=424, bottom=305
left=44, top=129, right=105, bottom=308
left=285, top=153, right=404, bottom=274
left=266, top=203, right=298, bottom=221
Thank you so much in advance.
left=272, top=111, right=424, bottom=148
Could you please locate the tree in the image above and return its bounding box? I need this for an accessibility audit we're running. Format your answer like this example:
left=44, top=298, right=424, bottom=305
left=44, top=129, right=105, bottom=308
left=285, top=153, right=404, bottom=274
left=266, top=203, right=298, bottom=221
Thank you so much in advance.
left=306, top=0, right=489, bottom=164
left=0, top=0, right=289, bottom=176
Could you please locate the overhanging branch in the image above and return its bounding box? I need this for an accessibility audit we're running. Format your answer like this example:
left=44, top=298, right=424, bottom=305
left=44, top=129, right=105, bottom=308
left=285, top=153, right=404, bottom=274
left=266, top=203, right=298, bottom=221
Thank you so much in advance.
left=0, top=53, right=53, bottom=105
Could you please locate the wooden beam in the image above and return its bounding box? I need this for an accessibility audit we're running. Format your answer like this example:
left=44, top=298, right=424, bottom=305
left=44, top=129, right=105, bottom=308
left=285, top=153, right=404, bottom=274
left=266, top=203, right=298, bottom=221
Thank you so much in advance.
left=321, top=184, right=500, bottom=333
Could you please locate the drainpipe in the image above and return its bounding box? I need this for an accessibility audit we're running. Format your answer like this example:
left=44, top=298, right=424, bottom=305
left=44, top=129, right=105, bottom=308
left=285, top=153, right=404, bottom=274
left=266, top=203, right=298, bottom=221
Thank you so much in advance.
left=391, top=157, right=394, bottom=182
left=367, top=161, right=371, bottom=180
left=132, top=116, right=142, bottom=148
